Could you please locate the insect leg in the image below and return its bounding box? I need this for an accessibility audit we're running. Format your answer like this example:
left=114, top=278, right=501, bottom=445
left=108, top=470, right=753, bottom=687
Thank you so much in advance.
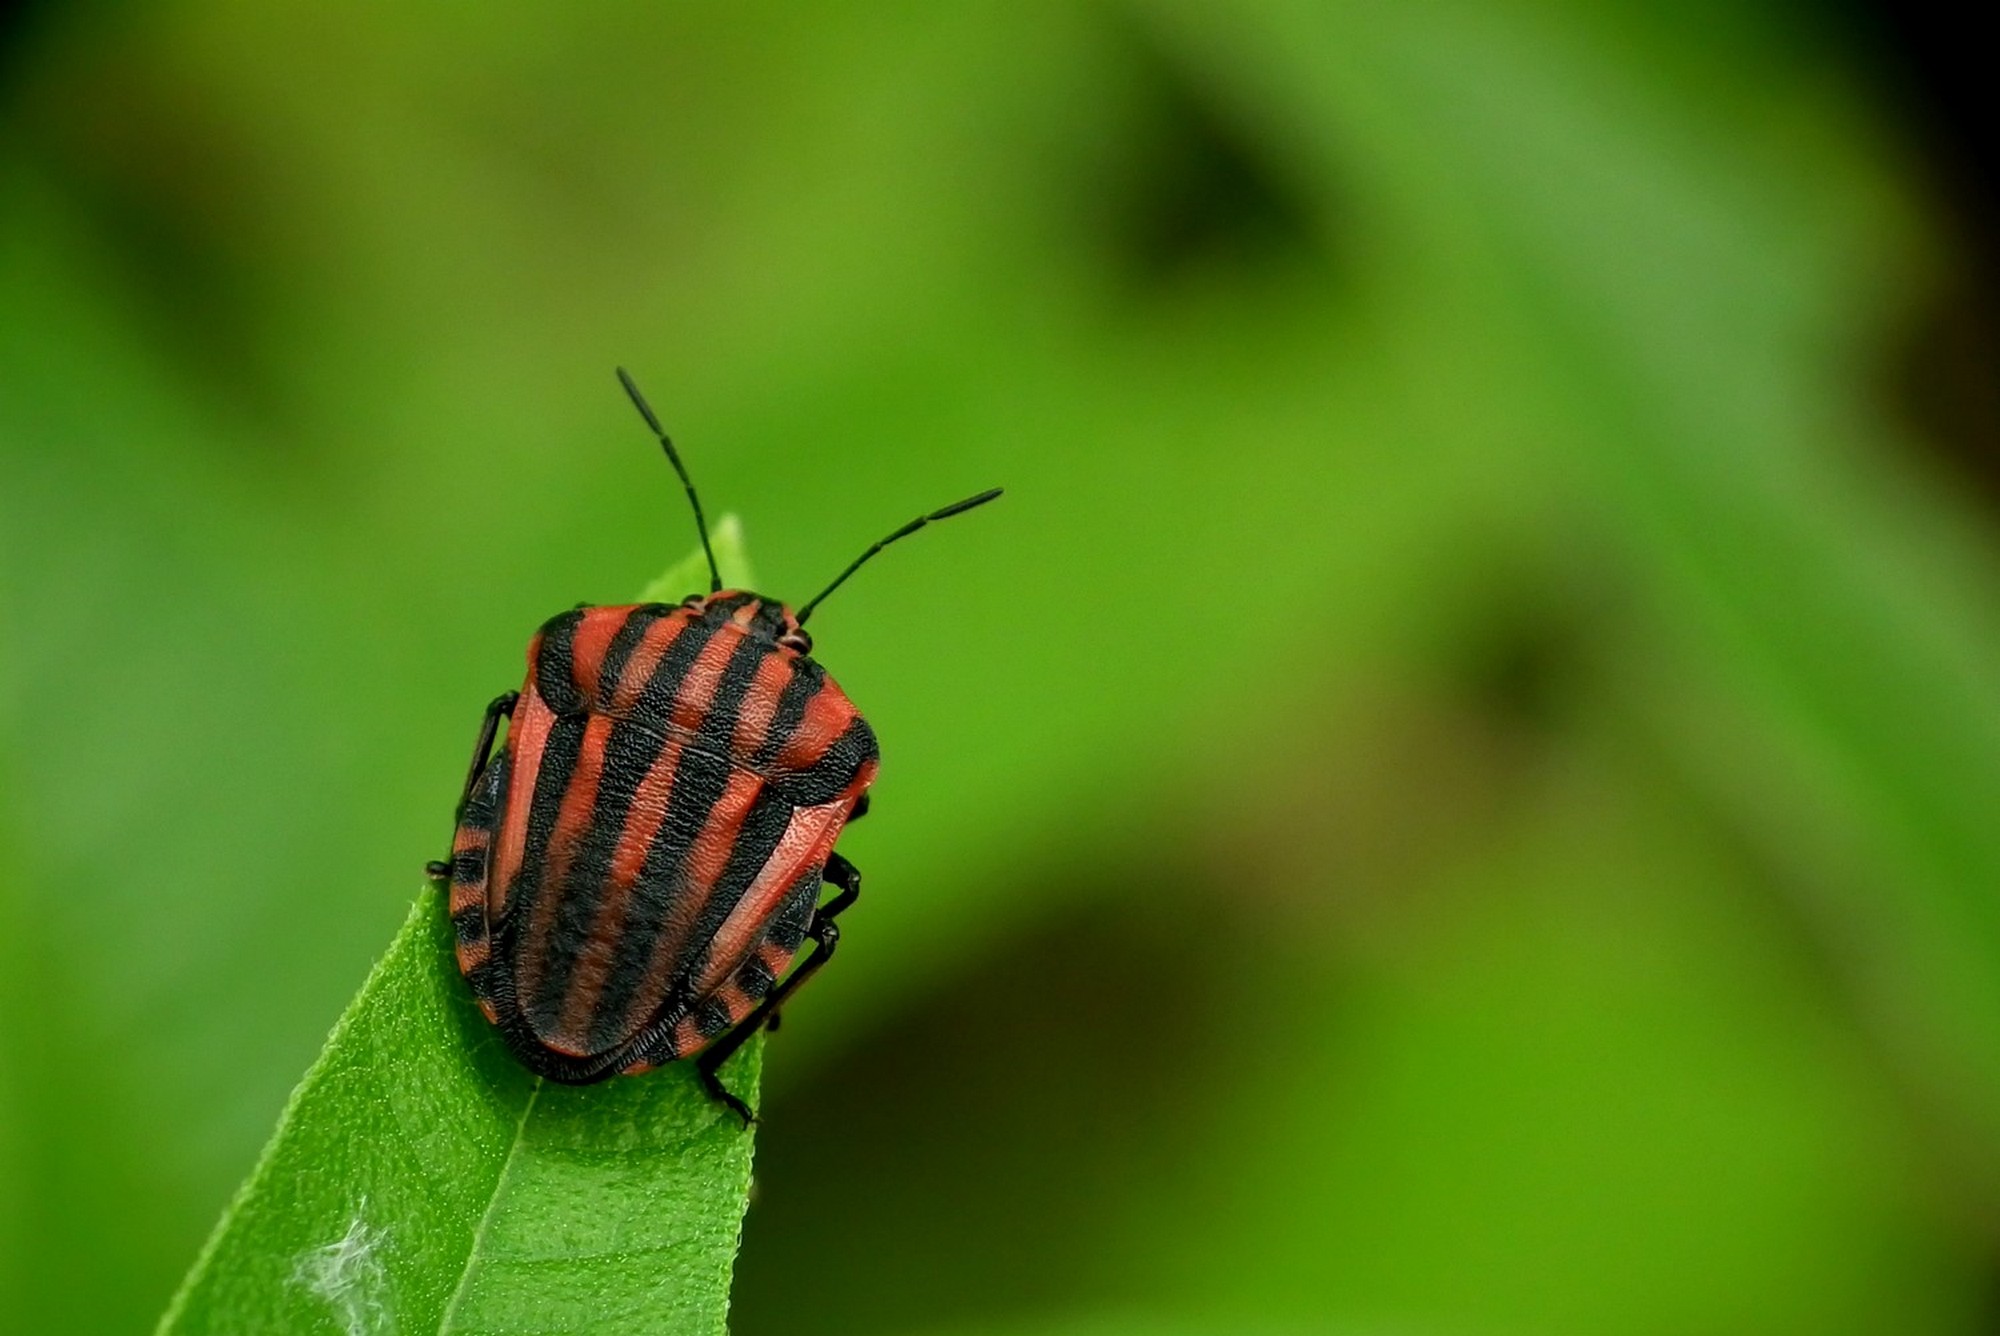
left=764, top=853, right=860, bottom=1034
left=428, top=691, right=518, bottom=880
left=697, top=929, right=839, bottom=1125
left=695, top=864, right=860, bottom=1123
left=696, top=1058, right=759, bottom=1128
left=817, top=851, right=862, bottom=921
left=461, top=692, right=519, bottom=806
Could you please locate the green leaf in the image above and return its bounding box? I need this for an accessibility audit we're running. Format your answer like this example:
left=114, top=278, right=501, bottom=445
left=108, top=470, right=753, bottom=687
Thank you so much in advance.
left=637, top=515, right=755, bottom=607
left=159, top=522, right=761, bottom=1336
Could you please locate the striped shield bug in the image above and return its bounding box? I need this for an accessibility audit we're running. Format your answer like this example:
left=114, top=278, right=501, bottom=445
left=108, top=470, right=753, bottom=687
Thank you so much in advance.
left=426, top=368, right=1000, bottom=1123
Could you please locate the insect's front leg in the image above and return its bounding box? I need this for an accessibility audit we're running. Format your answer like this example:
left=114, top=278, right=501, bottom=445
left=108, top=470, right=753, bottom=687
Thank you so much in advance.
left=426, top=690, right=518, bottom=880
left=460, top=691, right=520, bottom=805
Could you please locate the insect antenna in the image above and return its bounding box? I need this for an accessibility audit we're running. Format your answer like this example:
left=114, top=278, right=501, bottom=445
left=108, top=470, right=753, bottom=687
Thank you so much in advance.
left=796, top=487, right=1003, bottom=625
left=617, top=367, right=721, bottom=594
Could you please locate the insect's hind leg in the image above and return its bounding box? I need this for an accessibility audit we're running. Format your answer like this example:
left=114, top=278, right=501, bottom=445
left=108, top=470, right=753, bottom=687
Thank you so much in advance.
left=695, top=854, right=863, bottom=1123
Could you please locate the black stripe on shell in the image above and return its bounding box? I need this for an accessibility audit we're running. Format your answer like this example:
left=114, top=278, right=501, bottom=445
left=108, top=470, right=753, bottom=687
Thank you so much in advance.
left=734, top=950, right=777, bottom=1001
left=595, top=604, right=671, bottom=707
left=750, top=661, right=827, bottom=769
left=675, top=790, right=808, bottom=992
left=693, top=993, right=733, bottom=1038
left=498, top=712, right=588, bottom=980
left=574, top=629, right=783, bottom=1051
left=450, top=904, right=486, bottom=947
left=516, top=614, right=720, bottom=1036
left=771, top=714, right=880, bottom=806
left=532, top=610, right=587, bottom=714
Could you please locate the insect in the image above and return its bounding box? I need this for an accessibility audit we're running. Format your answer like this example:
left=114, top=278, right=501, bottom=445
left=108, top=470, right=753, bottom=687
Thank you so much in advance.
left=427, top=368, right=999, bottom=1123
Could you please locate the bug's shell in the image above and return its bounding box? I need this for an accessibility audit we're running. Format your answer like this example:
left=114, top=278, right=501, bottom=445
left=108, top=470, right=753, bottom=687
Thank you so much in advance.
left=445, top=592, right=878, bottom=1083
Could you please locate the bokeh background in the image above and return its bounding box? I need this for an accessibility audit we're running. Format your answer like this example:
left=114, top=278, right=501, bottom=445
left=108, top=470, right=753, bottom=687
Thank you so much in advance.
left=5, top=2, right=2000, bottom=1332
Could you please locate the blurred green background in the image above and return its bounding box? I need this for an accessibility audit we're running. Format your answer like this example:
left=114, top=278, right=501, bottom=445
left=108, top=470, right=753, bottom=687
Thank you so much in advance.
left=6, top=2, right=2000, bottom=1332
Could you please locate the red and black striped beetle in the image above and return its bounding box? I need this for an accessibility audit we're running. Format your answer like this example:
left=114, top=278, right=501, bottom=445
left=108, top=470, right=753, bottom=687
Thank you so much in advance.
left=426, top=369, right=999, bottom=1122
